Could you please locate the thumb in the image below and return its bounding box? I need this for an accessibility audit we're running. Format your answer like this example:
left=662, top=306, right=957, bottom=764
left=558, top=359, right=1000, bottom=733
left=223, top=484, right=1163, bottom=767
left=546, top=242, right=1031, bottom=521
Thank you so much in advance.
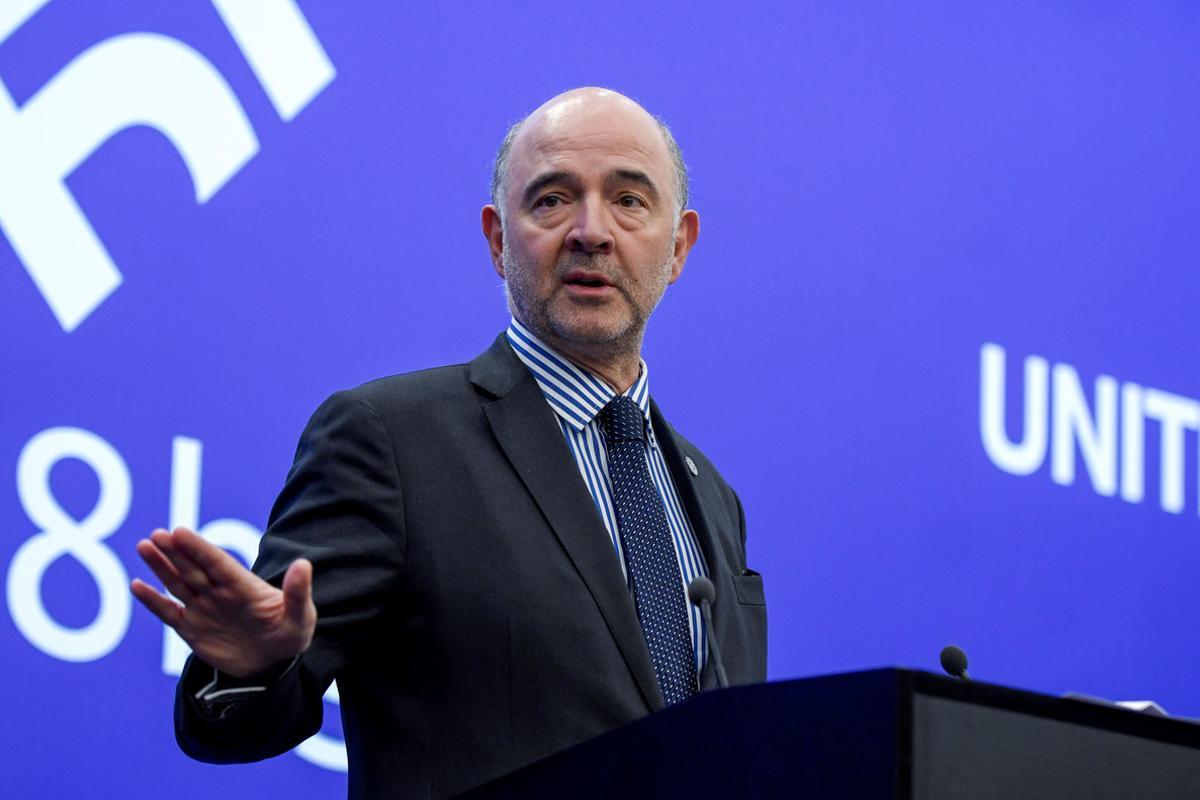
left=281, top=558, right=314, bottom=624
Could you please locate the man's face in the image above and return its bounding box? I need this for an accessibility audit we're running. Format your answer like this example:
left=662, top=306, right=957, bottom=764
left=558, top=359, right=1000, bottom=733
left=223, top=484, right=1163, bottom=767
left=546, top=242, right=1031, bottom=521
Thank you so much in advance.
left=483, top=91, right=699, bottom=360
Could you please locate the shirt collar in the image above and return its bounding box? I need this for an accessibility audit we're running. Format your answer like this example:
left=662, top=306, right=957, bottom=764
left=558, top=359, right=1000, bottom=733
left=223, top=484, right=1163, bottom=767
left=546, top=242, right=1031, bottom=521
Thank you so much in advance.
left=505, top=317, right=652, bottom=433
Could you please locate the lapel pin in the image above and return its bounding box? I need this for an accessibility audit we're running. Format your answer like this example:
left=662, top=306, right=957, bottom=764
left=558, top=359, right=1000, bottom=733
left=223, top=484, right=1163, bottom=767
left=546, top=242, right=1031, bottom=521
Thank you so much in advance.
left=685, top=456, right=699, bottom=476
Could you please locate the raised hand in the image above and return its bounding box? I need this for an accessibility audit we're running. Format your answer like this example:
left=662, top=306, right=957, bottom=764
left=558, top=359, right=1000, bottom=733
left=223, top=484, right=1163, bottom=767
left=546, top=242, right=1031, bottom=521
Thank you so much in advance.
left=130, top=527, right=317, bottom=678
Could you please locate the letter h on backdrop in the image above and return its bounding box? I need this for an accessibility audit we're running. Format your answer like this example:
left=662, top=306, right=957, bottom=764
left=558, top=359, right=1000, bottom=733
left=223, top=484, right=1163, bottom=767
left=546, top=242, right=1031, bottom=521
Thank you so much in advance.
left=0, top=0, right=336, bottom=332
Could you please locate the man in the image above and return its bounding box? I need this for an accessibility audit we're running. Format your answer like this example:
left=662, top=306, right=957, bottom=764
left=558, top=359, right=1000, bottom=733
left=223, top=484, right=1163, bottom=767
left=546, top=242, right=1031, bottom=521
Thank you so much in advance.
left=131, top=87, right=766, bottom=799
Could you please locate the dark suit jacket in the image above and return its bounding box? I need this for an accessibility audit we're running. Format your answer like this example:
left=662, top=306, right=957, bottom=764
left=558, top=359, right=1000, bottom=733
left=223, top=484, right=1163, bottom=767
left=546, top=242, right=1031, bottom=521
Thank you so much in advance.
left=176, top=334, right=767, bottom=798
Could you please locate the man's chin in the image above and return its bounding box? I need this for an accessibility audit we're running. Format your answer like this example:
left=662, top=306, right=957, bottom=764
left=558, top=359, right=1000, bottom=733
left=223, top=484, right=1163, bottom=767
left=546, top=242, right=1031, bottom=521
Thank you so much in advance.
left=546, top=312, right=638, bottom=350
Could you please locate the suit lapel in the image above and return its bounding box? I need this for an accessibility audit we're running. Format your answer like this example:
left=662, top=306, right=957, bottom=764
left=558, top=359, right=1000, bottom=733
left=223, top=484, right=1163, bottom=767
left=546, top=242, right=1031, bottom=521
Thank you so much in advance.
left=649, top=399, right=736, bottom=692
left=471, top=336, right=663, bottom=711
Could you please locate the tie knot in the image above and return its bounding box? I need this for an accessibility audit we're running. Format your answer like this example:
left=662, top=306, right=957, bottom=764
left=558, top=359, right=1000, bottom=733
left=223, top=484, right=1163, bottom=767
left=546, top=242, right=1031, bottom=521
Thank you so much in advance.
left=600, top=395, right=645, bottom=444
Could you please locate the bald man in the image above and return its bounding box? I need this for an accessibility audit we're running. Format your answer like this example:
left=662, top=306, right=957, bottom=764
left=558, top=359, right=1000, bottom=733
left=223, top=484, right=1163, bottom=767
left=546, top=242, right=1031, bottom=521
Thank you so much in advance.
left=132, top=88, right=766, bottom=799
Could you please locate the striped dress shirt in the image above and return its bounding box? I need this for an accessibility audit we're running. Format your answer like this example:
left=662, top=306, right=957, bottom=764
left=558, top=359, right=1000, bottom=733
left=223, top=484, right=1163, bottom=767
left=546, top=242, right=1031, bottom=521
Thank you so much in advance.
left=505, top=318, right=709, bottom=678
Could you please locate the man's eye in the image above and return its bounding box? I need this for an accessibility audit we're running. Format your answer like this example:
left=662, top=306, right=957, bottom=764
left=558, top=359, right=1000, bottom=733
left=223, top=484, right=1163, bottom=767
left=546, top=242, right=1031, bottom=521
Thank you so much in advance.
left=535, top=195, right=562, bottom=209
left=618, top=194, right=646, bottom=208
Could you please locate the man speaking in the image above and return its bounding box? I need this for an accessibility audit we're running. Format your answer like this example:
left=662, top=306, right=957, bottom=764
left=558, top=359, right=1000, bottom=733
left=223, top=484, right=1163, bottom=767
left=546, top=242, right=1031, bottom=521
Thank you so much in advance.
left=131, top=87, right=766, bottom=798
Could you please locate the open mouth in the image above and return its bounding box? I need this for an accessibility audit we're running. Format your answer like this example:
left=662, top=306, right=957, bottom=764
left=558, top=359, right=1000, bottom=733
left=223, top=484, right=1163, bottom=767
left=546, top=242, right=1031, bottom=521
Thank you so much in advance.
left=563, top=271, right=613, bottom=289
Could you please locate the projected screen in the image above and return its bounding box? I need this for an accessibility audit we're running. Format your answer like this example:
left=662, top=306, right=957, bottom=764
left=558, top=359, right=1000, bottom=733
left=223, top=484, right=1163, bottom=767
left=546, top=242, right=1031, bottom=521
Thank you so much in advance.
left=3, top=1, right=1198, bottom=796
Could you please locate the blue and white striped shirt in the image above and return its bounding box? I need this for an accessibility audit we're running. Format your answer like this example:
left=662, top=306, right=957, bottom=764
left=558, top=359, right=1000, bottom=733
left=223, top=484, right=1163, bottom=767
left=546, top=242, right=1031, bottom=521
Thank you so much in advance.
left=505, top=318, right=709, bottom=678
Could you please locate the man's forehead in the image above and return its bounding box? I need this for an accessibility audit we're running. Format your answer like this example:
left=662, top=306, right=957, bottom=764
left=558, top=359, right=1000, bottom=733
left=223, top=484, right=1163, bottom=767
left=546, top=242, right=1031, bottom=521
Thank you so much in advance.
left=509, top=91, right=671, bottom=180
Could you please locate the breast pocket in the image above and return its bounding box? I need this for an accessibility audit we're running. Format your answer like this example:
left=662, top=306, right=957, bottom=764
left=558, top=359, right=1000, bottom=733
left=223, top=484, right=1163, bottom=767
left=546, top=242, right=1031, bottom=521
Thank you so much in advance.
left=730, top=569, right=765, bottom=606
left=722, top=569, right=767, bottom=683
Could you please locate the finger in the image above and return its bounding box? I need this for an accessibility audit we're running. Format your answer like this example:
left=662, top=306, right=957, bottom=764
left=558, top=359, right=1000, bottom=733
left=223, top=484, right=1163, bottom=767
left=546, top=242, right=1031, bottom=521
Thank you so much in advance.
left=171, top=527, right=255, bottom=587
left=130, top=578, right=185, bottom=629
left=282, top=559, right=314, bottom=622
left=149, top=529, right=213, bottom=594
left=135, top=539, right=194, bottom=602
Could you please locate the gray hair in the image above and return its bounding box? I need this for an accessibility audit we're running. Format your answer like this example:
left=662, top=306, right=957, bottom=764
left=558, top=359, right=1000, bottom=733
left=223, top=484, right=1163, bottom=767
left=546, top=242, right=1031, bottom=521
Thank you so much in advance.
left=489, top=114, right=690, bottom=218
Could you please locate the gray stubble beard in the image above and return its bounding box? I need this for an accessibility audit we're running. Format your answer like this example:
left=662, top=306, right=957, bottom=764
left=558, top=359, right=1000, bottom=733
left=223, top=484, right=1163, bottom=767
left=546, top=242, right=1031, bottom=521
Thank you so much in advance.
left=501, top=245, right=673, bottom=364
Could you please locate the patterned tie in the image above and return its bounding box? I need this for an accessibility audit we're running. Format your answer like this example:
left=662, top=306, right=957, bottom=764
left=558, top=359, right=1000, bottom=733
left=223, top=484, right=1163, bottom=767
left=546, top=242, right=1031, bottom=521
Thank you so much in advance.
left=599, top=395, right=697, bottom=705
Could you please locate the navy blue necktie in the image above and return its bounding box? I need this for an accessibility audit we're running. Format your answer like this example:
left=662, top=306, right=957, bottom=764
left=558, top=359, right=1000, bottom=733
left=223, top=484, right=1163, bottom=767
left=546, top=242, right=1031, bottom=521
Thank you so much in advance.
left=600, top=395, right=697, bottom=705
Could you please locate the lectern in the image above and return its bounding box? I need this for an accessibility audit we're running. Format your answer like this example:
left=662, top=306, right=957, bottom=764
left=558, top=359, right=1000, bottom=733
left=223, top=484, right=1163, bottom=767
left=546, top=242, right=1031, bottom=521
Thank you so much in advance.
left=462, top=669, right=1200, bottom=799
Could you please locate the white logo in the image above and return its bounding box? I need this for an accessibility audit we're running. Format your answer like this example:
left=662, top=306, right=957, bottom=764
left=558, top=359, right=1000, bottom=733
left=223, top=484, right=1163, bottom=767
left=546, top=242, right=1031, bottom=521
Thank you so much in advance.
left=9, top=426, right=132, bottom=661
left=0, top=0, right=336, bottom=332
left=981, top=342, right=1200, bottom=516
left=7, top=425, right=348, bottom=772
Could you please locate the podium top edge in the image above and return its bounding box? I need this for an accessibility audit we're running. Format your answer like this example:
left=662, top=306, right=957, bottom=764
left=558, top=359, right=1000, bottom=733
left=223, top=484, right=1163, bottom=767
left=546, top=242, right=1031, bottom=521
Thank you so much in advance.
left=759, top=667, right=1200, bottom=751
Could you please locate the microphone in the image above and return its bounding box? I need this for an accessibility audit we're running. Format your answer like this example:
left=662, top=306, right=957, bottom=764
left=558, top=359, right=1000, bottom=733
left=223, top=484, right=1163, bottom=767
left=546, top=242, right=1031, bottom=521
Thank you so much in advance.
left=687, top=577, right=729, bottom=690
left=939, top=644, right=970, bottom=680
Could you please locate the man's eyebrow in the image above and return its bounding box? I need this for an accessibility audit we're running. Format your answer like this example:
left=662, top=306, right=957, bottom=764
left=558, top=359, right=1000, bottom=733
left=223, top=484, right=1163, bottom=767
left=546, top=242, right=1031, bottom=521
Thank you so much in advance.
left=609, top=169, right=661, bottom=202
left=519, top=169, right=663, bottom=207
left=521, top=171, right=578, bottom=206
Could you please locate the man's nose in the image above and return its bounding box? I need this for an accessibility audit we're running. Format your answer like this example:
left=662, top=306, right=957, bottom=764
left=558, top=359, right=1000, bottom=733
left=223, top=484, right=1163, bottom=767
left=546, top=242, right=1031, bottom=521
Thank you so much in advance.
left=565, top=197, right=613, bottom=254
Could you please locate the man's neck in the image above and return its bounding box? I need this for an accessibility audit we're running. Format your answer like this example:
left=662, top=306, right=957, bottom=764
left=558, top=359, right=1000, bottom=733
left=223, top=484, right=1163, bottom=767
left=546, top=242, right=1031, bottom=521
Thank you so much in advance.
left=517, top=319, right=643, bottom=394
left=558, top=348, right=641, bottom=395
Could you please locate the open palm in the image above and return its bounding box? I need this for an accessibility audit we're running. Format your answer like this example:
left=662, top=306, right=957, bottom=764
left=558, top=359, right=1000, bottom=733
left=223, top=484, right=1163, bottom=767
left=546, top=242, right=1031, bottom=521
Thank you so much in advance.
left=131, top=526, right=316, bottom=678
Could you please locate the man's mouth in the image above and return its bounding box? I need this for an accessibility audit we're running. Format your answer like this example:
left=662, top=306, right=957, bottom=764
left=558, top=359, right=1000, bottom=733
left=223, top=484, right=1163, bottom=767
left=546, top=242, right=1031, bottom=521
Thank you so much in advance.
left=562, top=270, right=614, bottom=289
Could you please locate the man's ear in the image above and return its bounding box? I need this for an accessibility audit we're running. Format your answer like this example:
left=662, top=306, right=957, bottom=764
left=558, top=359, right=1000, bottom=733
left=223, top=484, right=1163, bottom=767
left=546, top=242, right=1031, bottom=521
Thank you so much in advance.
left=668, top=209, right=700, bottom=284
left=481, top=205, right=505, bottom=278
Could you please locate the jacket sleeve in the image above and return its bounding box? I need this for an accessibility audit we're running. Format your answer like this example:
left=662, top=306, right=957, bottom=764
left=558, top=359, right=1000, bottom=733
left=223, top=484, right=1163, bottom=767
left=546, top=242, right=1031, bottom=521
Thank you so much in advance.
left=175, top=389, right=407, bottom=763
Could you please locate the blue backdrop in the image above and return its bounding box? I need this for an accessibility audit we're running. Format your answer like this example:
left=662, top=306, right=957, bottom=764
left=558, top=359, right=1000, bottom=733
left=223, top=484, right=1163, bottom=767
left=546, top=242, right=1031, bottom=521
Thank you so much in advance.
left=3, top=1, right=1199, bottom=796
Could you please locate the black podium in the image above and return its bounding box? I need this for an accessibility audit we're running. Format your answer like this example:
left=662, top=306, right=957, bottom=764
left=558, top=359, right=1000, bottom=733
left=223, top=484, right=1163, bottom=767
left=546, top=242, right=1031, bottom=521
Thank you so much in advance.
left=462, top=669, right=1200, bottom=798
